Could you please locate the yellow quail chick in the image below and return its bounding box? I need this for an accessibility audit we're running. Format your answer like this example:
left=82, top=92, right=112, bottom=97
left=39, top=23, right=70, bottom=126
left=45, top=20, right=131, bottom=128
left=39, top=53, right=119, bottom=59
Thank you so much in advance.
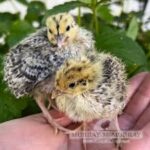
left=52, top=52, right=127, bottom=147
left=4, top=13, right=95, bottom=133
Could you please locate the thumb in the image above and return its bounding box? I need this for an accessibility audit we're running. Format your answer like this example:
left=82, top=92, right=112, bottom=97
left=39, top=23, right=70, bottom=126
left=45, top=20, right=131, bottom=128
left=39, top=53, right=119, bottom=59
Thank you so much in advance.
left=50, top=109, right=72, bottom=126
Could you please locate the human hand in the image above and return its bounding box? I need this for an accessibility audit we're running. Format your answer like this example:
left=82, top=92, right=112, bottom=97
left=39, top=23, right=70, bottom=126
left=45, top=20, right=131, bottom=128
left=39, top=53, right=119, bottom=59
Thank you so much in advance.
left=86, top=72, right=150, bottom=150
left=0, top=72, right=150, bottom=150
left=0, top=110, right=72, bottom=150
left=118, top=72, right=150, bottom=150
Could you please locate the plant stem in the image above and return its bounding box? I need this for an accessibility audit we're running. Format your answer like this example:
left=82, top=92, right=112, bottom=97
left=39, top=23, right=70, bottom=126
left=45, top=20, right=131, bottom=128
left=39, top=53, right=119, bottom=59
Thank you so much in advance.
left=92, top=0, right=99, bottom=34
left=77, top=7, right=81, bottom=25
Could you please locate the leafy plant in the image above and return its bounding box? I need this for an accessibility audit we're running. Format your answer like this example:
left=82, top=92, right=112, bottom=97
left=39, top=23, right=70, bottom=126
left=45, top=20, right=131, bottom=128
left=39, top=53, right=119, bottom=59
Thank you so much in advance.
left=0, top=0, right=149, bottom=122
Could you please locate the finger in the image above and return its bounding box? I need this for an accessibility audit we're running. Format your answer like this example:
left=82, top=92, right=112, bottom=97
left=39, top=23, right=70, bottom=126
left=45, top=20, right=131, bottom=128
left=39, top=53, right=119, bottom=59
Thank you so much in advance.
left=50, top=109, right=72, bottom=126
left=122, top=121, right=150, bottom=150
left=119, top=73, right=150, bottom=130
left=126, top=72, right=149, bottom=103
left=50, top=109, right=67, bottom=118
left=30, top=110, right=72, bottom=127
left=24, top=112, right=72, bottom=127
left=81, top=120, right=118, bottom=150
left=69, top=139, right=83, bottom=150
left=133, top=104, right=150, bottom=130
left=86, top=143, right=116, bottom=150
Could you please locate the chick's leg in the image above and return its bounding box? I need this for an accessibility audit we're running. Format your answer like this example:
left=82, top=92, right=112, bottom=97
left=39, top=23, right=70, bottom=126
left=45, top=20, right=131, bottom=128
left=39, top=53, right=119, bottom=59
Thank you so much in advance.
left=35, top=96, right=72, bottom=134
left=100, top=117, right=122, bottom=149
left=110, top=116, right=122, bottom=150
left=82, top=122, right=87, bottom=150
left=47, top=96, right=59, bottom=111
left=47, top=98, right=52, bottom=110
left=112, top=117, right=122, bottom=150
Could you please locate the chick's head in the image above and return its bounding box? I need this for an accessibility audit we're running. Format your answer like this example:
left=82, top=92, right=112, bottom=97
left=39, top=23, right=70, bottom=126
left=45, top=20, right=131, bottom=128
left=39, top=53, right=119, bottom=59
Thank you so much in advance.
left=54, top=56, right=103, bottom=95
left=46, top=13, right=78, bottom=47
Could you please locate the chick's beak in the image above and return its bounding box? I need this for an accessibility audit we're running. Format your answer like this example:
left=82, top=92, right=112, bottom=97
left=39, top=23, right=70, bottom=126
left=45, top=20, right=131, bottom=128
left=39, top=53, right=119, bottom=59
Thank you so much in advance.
left=56, top=35, right=65, bottom=48
left=51, top=89, right=65, bottom=99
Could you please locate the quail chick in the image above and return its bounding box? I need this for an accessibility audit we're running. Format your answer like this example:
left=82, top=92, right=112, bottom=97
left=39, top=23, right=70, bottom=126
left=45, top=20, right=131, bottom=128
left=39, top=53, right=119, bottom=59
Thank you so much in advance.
left=4, top=13, right=95, bottom=132
left=52, top=52, right=127, bottom=145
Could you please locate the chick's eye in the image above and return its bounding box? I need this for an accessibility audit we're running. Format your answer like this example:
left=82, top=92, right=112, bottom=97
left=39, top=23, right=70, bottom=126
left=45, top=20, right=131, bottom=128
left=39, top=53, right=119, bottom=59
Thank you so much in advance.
left=78, top=79, right=87, bottom=86
left=49, top=29, right=52, bottom=34
left=66, top=26, right=70, bottom=31
left=82, top=81, right=87, bottom=86
left=68, top=82, right=76, bottom=88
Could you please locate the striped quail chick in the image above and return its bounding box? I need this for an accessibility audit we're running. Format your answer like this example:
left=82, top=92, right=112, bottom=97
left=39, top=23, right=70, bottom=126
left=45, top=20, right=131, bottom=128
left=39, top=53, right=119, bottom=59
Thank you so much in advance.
left=52, top=52, right=127, bottom=141
left=4, top=13, right=95, bottom=132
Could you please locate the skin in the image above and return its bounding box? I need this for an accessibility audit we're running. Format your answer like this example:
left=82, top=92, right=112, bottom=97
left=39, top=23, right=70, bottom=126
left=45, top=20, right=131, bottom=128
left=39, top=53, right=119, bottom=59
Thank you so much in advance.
left=0, top=72, right=150, bottom=150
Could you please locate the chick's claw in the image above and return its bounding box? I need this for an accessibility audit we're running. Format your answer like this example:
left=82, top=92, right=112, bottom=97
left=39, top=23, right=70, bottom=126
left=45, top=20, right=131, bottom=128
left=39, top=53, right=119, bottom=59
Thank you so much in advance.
left=47, top=96, right=58, bottom=111
left=54, top=127, right=59, bottom=135
left=35, top=97, right=72, bottom=134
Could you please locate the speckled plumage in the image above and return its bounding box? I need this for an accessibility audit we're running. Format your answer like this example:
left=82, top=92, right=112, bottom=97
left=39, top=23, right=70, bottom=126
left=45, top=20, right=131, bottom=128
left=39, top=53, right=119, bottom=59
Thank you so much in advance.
left=4, top=27, right=95, bottom=98
left=54, top=53, right=127, bottom=122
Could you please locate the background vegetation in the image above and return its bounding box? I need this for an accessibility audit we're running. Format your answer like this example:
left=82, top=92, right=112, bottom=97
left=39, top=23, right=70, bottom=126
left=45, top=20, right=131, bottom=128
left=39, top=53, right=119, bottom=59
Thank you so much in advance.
left=0, top=0, right=149, bottom=122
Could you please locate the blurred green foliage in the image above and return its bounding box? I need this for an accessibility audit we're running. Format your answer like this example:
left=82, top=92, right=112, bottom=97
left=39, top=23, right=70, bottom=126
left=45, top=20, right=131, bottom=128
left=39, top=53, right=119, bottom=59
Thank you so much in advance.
left=0, top=0, right=150, bottom=122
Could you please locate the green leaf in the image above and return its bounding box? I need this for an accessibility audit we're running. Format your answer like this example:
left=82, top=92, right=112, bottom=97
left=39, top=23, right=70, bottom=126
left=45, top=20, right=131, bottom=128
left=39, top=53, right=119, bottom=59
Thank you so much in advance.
left=42, top=1, right=88, bottom=24
left=0, top=43, right=9, bottom=54
left=22, top=99, right=40, bottom=116
left=126, top=16, right=139, bottom=40
left=0, top=91, right=28, bottom=122
left=96, top=26, right=147, bottom=69
left=6, top=20, right=35, bottom=47
left=98, top=0, right=111, bottom=2
left=17, top=0, right=28, bottom=5
left=96, top=5, right=113, bottom=23
left=0, top=13, right=20, bottom=34
left=79, top=0, right=91, bottom=4
left=25, top=1, right=46, bottom=23
left=80, top=13, right=93, bottom=29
